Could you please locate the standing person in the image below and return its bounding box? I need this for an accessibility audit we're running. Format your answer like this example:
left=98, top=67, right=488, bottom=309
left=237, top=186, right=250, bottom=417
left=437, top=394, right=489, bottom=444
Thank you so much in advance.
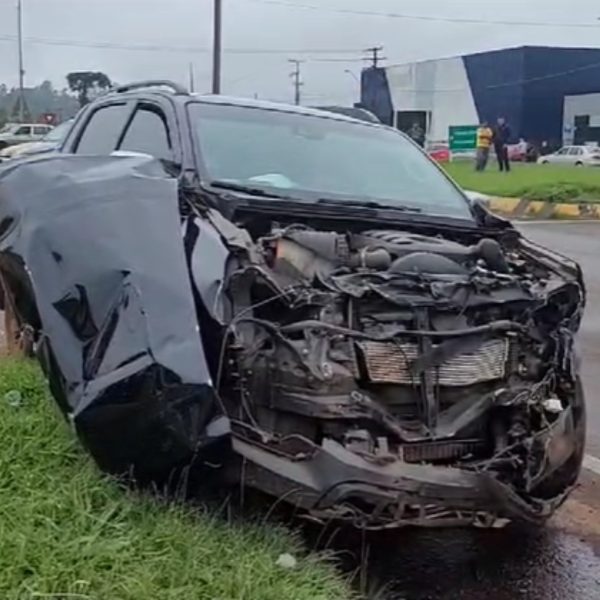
left=493, top=117, right=511, bottom=172
left=408, top=122, right=425, bottom=148
left=475, top=121, right=493, bottom=171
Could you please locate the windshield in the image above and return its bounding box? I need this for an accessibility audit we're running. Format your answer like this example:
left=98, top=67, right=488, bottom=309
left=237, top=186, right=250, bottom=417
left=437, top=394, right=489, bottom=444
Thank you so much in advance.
left=188, top=103, right=473, bottom=220
left=0, top=123, right=18, bottom=134
left=42, top=120, right=72, bottom=143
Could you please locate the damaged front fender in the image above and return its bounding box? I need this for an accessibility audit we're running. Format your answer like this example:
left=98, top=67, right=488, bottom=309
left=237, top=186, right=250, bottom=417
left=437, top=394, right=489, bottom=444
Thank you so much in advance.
left=0, top=155, right=228, bottom=476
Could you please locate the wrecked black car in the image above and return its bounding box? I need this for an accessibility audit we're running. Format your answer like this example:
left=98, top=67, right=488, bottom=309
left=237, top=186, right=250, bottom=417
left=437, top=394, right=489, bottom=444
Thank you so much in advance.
left=0, top=83, right=586, bottom=529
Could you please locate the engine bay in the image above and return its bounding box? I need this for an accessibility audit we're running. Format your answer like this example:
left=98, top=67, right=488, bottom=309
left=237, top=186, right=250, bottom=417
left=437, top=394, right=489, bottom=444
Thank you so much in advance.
left=206, top=214, right=584, bottom=526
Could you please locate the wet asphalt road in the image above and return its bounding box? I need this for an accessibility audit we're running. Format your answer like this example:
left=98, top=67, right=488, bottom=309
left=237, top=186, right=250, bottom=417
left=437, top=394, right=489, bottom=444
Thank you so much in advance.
left=352, top=222, right=600, bottom=600
left=517, top=222, right=600, bottom=458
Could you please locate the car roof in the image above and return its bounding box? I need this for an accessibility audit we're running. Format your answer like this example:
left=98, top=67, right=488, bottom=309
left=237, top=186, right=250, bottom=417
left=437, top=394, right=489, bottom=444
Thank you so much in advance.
left=108, top=86, right=379, bottom=125
left=7, top=123, right=49, bottom=127
left=310, top=105, right=381, bottom=123
left=190, top=94, right=379, bottom=124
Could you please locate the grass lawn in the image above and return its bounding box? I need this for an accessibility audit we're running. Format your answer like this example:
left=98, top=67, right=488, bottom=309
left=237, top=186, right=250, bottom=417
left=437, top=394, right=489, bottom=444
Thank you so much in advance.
left=444, top=161, right=600, bottom=203
left=0, top=359, right=353, bottom=600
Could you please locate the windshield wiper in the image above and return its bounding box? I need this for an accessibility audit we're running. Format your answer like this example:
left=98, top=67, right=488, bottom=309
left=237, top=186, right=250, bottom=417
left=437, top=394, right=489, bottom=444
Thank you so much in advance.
left=316, top=197, right=423, bottom=213
left=209, top=180, right=291, bottom=199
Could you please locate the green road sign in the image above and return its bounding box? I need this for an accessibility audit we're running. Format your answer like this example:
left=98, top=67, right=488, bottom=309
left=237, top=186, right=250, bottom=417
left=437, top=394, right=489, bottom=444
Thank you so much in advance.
left=449, top=125, right=478, bottom=152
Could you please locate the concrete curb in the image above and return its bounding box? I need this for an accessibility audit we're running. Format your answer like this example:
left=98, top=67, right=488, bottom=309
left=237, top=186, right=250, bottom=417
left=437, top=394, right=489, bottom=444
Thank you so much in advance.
left=485, top=196, right=600, bottom=220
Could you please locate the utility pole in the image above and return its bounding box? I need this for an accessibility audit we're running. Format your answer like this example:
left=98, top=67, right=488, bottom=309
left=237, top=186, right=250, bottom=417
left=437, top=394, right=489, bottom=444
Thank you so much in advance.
left=17, top=0, right=25, bottom=122
left=189, top=63, right=195, bottom=93
left=364, top=46, right=385, bottom=68
left=212, top=0, right=222, bottom=94
left=288, top=59, right=303, bottom=105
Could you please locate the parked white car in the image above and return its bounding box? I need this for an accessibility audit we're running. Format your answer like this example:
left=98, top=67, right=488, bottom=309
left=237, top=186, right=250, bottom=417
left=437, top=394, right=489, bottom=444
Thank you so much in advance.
left=0, top=123, right=54, bottom=150
left=538, top=145, right=600, bottom=167
left=0, top=119, right=74, bottom=162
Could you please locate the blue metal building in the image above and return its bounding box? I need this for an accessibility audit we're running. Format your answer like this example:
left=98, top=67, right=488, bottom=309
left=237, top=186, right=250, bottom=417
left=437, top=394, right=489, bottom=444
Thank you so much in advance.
left=361, top=46, right=600, bottom=146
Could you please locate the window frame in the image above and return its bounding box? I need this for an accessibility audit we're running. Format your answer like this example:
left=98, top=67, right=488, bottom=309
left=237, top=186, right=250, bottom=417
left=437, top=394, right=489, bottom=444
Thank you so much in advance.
left=116, top=101, right=174, bottom=162
left=69, top=100, right=135, bottom=154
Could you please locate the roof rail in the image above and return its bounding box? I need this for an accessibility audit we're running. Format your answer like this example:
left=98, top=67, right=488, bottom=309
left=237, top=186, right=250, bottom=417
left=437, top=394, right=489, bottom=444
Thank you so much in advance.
left=113, top=80, right=189, bottom=95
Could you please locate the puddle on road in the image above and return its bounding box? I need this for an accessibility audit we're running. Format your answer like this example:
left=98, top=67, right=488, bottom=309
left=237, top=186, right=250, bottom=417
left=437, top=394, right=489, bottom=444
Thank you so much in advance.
left=300, top=474, right=600, bottom=599
left=335, top=525, right=600, bottom=600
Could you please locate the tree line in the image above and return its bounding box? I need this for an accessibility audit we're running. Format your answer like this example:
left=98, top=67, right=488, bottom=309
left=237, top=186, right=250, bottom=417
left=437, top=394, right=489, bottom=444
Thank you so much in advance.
left=0, top=71, right=112, bottom=127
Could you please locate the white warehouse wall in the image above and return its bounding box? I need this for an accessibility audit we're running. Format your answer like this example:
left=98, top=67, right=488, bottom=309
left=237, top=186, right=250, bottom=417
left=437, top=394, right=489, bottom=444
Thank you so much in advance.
left=386, top=57, right=479, bottom=142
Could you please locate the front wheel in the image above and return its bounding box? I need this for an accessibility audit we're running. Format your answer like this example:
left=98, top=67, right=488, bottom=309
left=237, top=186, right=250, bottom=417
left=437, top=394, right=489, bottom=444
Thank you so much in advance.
left=575, top=162, right=584, bottom=167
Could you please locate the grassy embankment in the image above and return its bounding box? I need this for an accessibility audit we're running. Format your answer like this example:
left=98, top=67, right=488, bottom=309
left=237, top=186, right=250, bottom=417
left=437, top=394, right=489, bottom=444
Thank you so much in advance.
left=444, top=161, right=600, bottom=203
left=0, top=358, right=353, bottom=599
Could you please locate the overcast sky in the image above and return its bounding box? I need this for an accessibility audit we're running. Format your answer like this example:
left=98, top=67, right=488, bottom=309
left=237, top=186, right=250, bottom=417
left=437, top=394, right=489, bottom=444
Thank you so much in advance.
left=1, top=0, right=599, bottom=104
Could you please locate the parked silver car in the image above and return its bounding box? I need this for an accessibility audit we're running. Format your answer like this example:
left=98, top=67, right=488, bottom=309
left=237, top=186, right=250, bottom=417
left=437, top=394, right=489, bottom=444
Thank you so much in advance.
left=0, top=123, right=54, bottom=150
left=538, top=145, right=600, bottom=167
left=0, top=119, right=74, bottom=161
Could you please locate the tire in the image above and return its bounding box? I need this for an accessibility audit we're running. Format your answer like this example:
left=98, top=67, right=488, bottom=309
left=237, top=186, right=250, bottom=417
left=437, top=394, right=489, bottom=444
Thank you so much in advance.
left=540, top=160, right=549, bottom=165
left=575, top=162, right=584, bottom=167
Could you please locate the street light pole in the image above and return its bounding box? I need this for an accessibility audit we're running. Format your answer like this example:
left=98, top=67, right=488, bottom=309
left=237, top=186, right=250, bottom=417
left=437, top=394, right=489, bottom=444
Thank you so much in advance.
left=212, top=0, right=222, bottom=94
left=344, top=69, right=359, bottom=84
left=17, top=0, right=25, bottom=122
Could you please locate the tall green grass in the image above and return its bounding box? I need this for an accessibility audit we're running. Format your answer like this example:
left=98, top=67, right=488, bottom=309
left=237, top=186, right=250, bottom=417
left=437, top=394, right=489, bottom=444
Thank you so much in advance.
left=0, top=359, right=352, bottom=599
left=444, top=161, right=600, bottom=202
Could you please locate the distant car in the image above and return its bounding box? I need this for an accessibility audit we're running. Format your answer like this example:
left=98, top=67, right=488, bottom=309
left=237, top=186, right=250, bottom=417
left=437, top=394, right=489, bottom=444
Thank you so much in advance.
left=427, top=144, right=450, bottom=163
left=507, top=142, right=539, bottom=163
left=0, top=119, right=74, bottom=161
left=0, top=123, right=54, bottom=150
left=538, top=145, right=600, bottom=167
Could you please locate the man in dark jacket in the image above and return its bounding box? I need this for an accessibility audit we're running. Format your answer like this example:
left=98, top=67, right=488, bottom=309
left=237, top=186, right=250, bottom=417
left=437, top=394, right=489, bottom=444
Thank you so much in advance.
left=493, top=117, right=511, bottom=172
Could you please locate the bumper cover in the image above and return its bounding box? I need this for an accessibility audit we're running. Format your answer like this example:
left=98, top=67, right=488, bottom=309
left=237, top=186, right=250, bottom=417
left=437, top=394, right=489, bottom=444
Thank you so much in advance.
left=233, top=408, right=576, bottom=528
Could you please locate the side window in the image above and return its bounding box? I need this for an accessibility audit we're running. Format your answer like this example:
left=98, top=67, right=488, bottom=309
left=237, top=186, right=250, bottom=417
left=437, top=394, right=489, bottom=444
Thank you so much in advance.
left=118, top=106, right=172, bottom=161
left=16, top=126, right=31, bottom=135
left=75, top=104, right=131, bottom=154
left=34, top=126, right=48, bottom=135
left=557, top=148, right=569, bottom=155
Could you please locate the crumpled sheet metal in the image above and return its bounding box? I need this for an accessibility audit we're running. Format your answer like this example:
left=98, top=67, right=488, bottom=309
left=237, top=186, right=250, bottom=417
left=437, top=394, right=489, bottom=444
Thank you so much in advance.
left=0, top=154, right=229, bottom=476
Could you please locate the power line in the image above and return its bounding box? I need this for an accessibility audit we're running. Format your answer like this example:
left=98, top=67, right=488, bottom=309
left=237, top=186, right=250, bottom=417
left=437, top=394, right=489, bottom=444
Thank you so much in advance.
left=246, top=0, right=600, bottom=29
left=0, top=33, right=362, bottom=56
left=288, top=59, right=303, bottom=105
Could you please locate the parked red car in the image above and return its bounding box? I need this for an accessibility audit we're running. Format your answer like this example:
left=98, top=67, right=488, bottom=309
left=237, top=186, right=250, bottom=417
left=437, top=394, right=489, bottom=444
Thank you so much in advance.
left=428, top=144, right=450, bottom=163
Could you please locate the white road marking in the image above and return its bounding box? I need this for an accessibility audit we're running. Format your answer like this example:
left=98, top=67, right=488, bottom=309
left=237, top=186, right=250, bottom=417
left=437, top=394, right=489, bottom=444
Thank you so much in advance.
left=583, top=454, right=600, bottom=476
